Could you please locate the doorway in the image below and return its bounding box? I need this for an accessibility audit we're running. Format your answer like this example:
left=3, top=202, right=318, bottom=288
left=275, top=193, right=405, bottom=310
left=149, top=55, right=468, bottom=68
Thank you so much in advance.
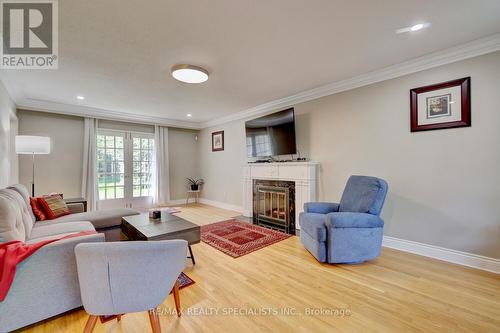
left=96, top=130, right=154, bottom=210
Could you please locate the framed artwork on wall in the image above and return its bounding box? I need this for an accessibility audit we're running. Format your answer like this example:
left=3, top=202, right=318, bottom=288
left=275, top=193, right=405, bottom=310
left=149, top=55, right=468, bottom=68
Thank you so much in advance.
left=410, top=77, right=471, bottom=132
left=212, top=130, right=224, bottom=152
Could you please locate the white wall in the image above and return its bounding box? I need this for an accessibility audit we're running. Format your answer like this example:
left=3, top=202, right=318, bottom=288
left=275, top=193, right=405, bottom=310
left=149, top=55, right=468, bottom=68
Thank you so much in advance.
left=9, top=116, right=18, bottom=184
left=197, top=51, right=500, bottom=259
left=0, top=81, right=17, bottom=188
left=99, top=119, right=154, bottom=134
left=18, top=110, right=84, bottom=197
left=169, top=128, right=199, bottom=200
left=198, top=122, right=246, bottom=206
left=17, top=110, right=200, bottom=200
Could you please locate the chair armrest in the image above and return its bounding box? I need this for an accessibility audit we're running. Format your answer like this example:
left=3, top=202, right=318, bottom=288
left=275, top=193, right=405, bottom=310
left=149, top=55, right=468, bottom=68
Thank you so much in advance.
left=304, top=202, right=339, bottom=214
left=67, top=203, right=85, bottom=214
left=326, top=212, right=384, bottom=229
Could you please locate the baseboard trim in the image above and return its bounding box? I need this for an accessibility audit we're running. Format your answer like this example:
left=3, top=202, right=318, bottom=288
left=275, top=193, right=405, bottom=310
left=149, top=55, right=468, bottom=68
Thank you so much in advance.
left=383, top=236, right=500, bottom=274
left=166, top=197, right=244, bottom=213
left=166, top=200, right=500, bottom=274
left=166, top=199, right=187, bottom=205
left=199, top=198, right=245, bottom=213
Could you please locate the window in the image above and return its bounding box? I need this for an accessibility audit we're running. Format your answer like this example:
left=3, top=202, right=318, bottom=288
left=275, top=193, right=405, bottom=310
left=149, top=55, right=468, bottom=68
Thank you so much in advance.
left=97, top=134, right=125, bottom=200
left=132, top=136, right=154, bottom=197
left=96, top=131, right=155, bottom=207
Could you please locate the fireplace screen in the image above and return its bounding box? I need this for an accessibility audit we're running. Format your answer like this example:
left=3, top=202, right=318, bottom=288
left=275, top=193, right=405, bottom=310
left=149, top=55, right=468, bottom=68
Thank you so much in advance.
left=253, top=180, right=295, bottom=235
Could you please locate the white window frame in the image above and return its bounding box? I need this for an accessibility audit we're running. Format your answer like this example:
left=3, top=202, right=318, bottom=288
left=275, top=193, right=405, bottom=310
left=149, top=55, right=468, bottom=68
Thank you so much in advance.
left=96, top=129, right=155, bottom=209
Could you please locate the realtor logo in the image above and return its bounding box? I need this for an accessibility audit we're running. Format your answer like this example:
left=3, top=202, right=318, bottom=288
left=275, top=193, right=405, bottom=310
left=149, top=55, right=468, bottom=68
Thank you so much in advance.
left=1, top=0, right=58, bottom=69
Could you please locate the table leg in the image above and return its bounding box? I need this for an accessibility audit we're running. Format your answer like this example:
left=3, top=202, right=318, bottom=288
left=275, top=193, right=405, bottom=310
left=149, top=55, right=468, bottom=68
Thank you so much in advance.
left=187, top=245, right=195, bottom=265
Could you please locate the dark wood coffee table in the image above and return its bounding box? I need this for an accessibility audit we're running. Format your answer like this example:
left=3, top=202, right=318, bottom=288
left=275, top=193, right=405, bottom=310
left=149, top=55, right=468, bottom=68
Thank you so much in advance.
left=121, top=213, right=200, bottom=265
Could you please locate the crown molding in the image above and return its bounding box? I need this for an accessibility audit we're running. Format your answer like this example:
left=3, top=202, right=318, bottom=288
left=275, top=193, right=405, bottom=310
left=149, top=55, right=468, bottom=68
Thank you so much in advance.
left=17, top=98, right=202, bottom=130
left=200, top=32, right=500, bottom=129
left=9, top=33, right=500, bottom=130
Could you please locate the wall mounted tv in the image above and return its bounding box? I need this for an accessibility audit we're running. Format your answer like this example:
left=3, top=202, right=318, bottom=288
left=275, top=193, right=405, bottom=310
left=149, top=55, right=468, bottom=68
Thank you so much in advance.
left=245, top=108, right=297, bottom=158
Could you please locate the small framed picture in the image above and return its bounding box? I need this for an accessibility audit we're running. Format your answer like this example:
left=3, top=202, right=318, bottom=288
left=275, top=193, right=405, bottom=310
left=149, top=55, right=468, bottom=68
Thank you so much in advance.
left=410, top=77, right=471, bottom=132
left=212, top=131, right=224, bottom=152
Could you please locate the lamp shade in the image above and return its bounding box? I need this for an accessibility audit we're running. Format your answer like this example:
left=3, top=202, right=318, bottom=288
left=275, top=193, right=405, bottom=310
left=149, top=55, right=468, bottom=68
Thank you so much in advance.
left=15, top=136, right=51, bottom=154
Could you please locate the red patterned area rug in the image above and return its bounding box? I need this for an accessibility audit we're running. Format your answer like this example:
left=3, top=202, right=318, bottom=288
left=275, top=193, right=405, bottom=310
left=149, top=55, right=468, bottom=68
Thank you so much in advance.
left=201, top=219, right=291, bottom=258
left=174, top=272, right=195, bottom=291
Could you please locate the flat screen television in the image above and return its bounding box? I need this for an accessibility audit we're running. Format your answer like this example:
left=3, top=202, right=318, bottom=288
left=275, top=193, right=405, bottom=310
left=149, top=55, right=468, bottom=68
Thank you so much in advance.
left=245, top=108, right=297, bottom=158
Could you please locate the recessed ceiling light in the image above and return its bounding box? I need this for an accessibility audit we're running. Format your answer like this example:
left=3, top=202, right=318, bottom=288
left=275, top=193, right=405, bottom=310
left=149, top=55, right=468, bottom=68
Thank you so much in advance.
left=186, top=114, right=192, bottom=118
left=396, top=22, right=431, bottom=34
left=76, top=95, right=85, bottom=100
left=171, top=64, right=209, bottom=84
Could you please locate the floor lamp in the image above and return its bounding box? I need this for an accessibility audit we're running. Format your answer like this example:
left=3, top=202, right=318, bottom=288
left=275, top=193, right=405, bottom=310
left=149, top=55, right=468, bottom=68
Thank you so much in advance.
left=15, top=135, right=51, bottom=197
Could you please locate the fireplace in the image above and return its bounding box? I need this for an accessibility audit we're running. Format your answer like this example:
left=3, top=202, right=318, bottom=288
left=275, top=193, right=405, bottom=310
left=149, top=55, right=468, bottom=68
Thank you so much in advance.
left=243, top=162, right=319, bottom=234
left=252, top=179, right=295, bottom=235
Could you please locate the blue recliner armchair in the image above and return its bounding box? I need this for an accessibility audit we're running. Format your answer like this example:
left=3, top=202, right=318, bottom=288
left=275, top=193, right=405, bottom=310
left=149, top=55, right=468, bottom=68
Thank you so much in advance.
left=299, top=175, right=388, bottom=264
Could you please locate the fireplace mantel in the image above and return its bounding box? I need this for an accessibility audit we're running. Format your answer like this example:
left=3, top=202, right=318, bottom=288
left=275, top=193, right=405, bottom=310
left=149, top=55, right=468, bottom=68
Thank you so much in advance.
left=243, top=162, right=319, bottom=230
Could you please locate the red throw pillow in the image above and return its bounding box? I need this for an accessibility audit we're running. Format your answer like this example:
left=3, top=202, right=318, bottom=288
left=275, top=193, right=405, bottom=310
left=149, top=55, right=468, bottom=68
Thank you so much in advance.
left=30, top=197, right=47, bottom=221
left=37, top=194, right=71, bottom=220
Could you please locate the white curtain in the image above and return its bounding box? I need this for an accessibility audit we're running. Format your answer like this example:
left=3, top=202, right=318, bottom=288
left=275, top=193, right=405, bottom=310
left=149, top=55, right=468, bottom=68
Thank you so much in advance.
left=153, top=125, right=170, bottom=205
left=81, top=118, right=98, bottom=211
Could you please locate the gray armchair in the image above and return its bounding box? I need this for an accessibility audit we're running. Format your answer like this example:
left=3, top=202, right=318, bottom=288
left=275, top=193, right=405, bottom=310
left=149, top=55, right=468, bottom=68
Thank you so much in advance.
left=75, top=240, right=187, bottom=333
left=299, top=175, right=388, bottom=264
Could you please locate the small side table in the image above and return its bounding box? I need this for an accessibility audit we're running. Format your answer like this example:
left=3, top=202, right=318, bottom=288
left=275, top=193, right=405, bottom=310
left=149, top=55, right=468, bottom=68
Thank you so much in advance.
left=64, top=197, right=88, bottom=212
left=185, top=190, right=200, bottom=206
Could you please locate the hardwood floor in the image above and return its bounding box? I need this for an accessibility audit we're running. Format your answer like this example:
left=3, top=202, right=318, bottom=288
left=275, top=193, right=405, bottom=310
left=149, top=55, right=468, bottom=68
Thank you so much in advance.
left=21, top=204, right=500, bottom=333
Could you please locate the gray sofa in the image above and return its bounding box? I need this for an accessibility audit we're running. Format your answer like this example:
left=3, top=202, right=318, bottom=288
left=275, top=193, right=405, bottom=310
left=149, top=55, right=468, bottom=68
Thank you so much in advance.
left=0, top=184, right=139, bottom=332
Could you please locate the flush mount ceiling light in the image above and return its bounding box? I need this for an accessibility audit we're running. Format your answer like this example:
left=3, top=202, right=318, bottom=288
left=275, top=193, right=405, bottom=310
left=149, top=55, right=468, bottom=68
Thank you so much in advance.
left=396, top=22, right=431, bottom=34
left=186, top=113, right=193, bottom=118
left=410, top=23, right=424, bottom=31
left=171, top=64, right=209, bottom=84
left=76, top=95, right=85, bottom=100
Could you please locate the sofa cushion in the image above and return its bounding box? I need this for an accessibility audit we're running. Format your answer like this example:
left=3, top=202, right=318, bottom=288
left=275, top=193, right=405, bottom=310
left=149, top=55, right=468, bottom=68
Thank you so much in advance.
left=8, top=184, right=36, bottom=222
left=38, top=194, right=71, bottom=219
left=30, top=197, right=47, bottom=221
left=26, top=232, right=93, bottom=244
left=339, top=175, right=388, bottom=215
left=50, top=208, right=140, bottom=229
left=299, top=212, right=328, bottom=242
left=0, top=195, right=26, bottom=242
left=0, top=189, right=34, bottom=238
left=29, top=221, right=95, bottom=241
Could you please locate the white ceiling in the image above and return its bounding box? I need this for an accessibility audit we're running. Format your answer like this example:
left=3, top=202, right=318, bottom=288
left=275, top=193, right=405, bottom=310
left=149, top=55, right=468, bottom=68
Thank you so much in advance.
left=2, top=0, right=500, bottom=126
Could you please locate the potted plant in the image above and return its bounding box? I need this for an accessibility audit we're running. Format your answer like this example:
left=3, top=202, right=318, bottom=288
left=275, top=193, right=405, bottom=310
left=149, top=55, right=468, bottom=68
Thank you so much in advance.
left=186, top=178, right=204, bottom=191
